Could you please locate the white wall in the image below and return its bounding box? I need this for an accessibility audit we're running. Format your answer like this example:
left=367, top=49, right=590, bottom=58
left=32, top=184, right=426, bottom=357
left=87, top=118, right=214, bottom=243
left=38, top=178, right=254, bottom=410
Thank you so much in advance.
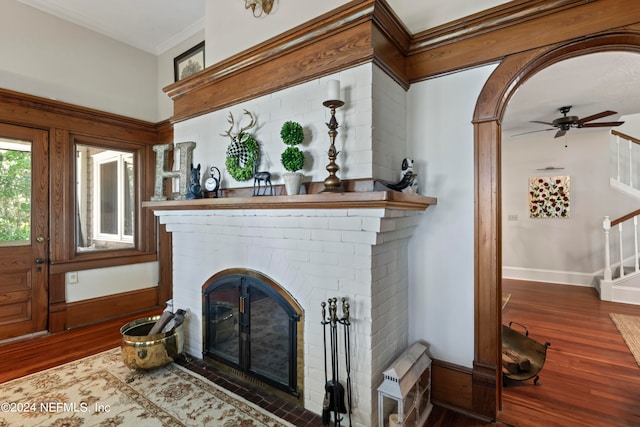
left=204, top=0, right=350, bottom=66
left=157, top=31, right=205, bottom=120
left=406, top=64, right=498, bottom=367
left=501, top=130, right=639, bottom=285
left=1, top=0, right=159, bottom=122
left=65, top=262, right=159, bottom=302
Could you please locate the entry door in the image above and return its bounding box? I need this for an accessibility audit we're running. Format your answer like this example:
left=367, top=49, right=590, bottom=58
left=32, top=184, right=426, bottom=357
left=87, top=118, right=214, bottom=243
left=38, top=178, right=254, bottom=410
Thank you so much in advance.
left=0, top=123, right=48, bottom=341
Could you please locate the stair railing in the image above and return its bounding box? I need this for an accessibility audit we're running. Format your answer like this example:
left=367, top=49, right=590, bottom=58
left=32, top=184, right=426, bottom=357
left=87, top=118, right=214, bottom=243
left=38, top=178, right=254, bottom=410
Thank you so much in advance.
left=611, top=129, right=640, bottom=191
left=603, top=209, right=640, bottom=281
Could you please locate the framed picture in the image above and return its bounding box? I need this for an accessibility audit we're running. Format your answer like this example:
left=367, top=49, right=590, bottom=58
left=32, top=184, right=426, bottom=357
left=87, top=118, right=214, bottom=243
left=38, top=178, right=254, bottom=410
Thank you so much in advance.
left=174, top=41, right=205, bottom=82
left=528, top=176, right=570, bottom=218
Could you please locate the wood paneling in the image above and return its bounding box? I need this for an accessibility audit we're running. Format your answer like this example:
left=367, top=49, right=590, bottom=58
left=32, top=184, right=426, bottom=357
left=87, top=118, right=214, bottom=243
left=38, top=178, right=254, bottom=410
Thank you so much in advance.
left=48, top=272, right=66, bottom=333
left=0, top=89, right=172, bottom=334
left=431, top=360, right=473, bottom=414
left=65, top=287, right=161, bottom=329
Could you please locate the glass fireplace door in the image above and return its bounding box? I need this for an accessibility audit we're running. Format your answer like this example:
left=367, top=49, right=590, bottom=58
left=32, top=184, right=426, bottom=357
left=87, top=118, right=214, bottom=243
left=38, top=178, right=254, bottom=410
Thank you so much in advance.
left=204, top=273, right=300, bottom=396
left=206, top=279, right=241, bottom=367
left=248, top=285, right=292, bottom=385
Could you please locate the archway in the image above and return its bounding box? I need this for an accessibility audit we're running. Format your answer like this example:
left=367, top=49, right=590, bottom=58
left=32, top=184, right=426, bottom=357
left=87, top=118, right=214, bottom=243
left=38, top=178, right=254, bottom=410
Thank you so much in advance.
left=472, top=32, right=640, bottom=419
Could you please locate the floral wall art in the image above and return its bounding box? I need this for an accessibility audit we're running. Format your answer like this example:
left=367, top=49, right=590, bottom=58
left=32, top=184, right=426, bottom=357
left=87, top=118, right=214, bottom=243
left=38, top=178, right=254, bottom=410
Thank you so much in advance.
left=529, top=176, right=570, bottom=218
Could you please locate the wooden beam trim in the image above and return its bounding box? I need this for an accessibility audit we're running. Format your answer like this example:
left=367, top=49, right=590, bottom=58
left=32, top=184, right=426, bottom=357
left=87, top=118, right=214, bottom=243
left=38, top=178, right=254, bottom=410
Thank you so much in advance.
left=407, top=0, right=640, bottom=82
left=409, top=0, right=584, bottom=54
left=0, top=89, right=157, bottom=140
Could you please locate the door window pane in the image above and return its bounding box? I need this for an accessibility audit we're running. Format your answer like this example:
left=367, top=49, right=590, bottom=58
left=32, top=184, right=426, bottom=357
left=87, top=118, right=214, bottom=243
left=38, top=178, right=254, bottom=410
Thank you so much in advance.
left=0, top=139, right=31, bottom=245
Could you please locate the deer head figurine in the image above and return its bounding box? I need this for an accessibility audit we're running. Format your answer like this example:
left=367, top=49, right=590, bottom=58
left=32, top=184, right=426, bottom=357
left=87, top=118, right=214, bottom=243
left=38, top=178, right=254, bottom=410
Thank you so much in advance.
left=222, top=110, right=259, bottom=181
left=220, top=109, right=256, bottom=143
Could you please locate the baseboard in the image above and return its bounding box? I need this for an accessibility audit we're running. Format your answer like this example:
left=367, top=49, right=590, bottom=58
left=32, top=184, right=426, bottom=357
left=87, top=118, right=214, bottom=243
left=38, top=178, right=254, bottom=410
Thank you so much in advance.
left=502, top=266, right=595, bottom=287
left=66, top=287, right=161, bottom=329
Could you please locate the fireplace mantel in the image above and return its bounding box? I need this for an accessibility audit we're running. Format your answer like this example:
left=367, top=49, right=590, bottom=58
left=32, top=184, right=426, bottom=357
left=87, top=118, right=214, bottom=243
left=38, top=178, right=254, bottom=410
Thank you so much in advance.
left=143, top=191, right=437, bottom=212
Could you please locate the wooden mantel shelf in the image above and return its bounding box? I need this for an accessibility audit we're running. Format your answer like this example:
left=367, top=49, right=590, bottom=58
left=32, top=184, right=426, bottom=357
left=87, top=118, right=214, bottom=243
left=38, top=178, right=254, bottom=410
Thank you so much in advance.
left=143, top=191, right=437, bottom=212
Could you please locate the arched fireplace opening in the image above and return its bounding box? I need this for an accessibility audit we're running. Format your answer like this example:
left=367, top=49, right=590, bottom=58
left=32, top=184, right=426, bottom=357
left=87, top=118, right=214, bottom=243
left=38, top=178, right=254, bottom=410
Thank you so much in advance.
left=202, top=268, right=303, bottom=399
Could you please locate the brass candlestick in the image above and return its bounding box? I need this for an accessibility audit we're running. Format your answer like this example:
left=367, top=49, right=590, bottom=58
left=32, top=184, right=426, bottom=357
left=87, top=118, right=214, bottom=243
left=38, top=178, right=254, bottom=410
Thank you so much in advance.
left=321, top=100, right=345, bottom=193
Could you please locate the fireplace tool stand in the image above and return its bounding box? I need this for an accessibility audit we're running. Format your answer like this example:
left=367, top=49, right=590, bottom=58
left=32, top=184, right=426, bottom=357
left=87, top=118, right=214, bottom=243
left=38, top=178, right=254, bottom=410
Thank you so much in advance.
left=321, top=297, right=353, bottom=427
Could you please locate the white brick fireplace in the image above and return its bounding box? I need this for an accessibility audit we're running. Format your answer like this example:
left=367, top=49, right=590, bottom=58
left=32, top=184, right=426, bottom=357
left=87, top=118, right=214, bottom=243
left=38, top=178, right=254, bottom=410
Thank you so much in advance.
left=148, top=192, right=435, bottom=426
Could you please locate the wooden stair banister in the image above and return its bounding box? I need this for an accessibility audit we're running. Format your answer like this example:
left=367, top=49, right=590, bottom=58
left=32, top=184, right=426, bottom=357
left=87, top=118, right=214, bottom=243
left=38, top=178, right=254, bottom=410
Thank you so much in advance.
left=611, top=208, right=640, bottom=227
left=603, top=209, right=640, bottom=281
left=611, top=130, right=640, bottom=195
left=612, top=129, right=640, bottom=146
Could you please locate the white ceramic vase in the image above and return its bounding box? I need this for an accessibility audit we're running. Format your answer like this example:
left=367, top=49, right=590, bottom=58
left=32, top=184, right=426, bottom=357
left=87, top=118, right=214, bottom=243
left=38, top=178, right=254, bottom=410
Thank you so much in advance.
left=283, top=172, right=303, bottom=195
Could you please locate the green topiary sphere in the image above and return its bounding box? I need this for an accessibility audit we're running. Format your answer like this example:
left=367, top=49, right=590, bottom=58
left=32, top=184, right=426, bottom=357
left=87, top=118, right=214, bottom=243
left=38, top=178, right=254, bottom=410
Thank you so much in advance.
left=280, top=121, right=304, bottom=146
left=281, top=146, right=305, bottom=172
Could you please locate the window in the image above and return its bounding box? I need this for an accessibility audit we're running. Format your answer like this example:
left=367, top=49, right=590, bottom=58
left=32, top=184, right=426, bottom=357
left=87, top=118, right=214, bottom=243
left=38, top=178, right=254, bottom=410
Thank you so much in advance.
left=0, top=139, right=31, bottom=245
left=76, top=144, right=135, bottom=251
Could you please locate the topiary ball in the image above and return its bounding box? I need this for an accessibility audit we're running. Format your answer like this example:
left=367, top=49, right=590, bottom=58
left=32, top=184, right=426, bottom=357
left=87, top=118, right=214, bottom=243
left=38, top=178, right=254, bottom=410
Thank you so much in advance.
left=280, top=121, right=304, bottom=146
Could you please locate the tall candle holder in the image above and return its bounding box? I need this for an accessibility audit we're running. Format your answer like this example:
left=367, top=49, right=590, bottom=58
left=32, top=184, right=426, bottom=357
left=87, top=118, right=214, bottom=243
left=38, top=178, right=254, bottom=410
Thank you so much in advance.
left=321, top=99, right=345, bottom=193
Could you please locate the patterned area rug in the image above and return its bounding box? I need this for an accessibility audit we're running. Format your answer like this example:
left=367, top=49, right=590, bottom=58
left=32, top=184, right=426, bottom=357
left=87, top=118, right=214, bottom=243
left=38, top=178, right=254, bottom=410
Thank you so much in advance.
left=0, top=348, right=293, bottom=427
left=610, top=313, right=640, bottom=367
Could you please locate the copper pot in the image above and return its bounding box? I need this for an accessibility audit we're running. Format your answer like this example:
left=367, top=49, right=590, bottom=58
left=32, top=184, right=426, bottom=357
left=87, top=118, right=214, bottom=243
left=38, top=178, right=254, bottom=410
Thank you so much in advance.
left=120, top=315, right=184, bottom=370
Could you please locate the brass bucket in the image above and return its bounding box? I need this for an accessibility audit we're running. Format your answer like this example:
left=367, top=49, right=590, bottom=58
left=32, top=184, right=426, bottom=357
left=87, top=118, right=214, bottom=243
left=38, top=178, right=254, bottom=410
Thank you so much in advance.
left=120, top=315, right=184, bottom=370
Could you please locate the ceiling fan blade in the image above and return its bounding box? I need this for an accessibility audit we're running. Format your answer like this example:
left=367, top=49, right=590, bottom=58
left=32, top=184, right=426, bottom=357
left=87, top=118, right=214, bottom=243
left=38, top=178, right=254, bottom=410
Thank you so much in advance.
left=530, top=120, right=554, bottom=126
left=511, top=128, right=555, bottom=137
left=554, top=129, right=566, bottom=138
left=580, top=121, right=625, bottom=128
left=576, top=110, right=617, bottom=124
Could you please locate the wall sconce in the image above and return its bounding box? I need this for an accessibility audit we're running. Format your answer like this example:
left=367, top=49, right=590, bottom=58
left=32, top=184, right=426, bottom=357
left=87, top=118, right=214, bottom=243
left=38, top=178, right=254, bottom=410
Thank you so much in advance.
left=245, top=0, right=274, bottom=17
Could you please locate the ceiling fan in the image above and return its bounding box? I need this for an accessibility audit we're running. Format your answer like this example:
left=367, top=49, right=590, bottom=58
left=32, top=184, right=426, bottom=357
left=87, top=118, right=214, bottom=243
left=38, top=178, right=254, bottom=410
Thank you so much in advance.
left=523, top=106, right=625, bottom=138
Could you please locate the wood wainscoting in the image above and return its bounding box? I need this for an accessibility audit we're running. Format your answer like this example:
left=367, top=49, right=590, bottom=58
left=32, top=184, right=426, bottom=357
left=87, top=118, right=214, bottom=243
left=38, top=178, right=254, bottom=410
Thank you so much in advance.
left=65, top=287, right=162, bottom=329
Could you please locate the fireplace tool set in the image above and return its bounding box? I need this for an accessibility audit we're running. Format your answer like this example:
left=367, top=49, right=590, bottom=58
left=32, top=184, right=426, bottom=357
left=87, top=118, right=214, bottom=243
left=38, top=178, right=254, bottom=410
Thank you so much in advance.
left=321, top=297, right=353, bottom=426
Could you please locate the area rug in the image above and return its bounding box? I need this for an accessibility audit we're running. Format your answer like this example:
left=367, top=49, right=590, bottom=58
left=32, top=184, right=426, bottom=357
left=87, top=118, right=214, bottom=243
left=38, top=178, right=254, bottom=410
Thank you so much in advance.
left=0, top=348, right=294, bottom=427
left=610, top=313, right=640, bottom=367
left=502, top=293, right=511, bottom=310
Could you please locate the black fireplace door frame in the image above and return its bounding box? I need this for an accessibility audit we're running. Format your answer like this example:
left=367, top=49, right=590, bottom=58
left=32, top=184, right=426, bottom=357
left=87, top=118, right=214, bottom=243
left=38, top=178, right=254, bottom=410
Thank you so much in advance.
left=203, top=273, right=300, bottom=396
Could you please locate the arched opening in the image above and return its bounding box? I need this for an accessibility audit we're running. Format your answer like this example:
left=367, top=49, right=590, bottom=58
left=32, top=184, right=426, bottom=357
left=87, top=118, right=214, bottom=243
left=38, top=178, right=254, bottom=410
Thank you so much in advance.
left=472, top=32, right=640, bottom=419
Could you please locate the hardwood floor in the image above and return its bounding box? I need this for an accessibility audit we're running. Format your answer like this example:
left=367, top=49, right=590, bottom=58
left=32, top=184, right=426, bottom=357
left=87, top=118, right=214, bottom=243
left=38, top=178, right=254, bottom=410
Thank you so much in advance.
left=427, top=279, right=640, bottom=426
left=0, top=309, right=163, bottom=384
left=498, top=279, right=640, bottom=427
left=3, top=280, right=640, bottom=426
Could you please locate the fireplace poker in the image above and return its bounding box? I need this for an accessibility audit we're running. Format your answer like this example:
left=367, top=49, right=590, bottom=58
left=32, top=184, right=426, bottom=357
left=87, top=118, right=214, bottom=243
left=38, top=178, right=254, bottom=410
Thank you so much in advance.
left=340, top=298, right=353, bottom=427
left=329, top=298, right=345, bottom=426
left=321, top=302, right=331, bottom=425
left=322, top=298, right=347, bottom=426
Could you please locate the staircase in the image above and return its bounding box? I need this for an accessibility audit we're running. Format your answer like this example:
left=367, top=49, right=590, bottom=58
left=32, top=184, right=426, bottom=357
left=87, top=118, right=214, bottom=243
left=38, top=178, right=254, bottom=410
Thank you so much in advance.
left=598, top=130, right=640, bottom=304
